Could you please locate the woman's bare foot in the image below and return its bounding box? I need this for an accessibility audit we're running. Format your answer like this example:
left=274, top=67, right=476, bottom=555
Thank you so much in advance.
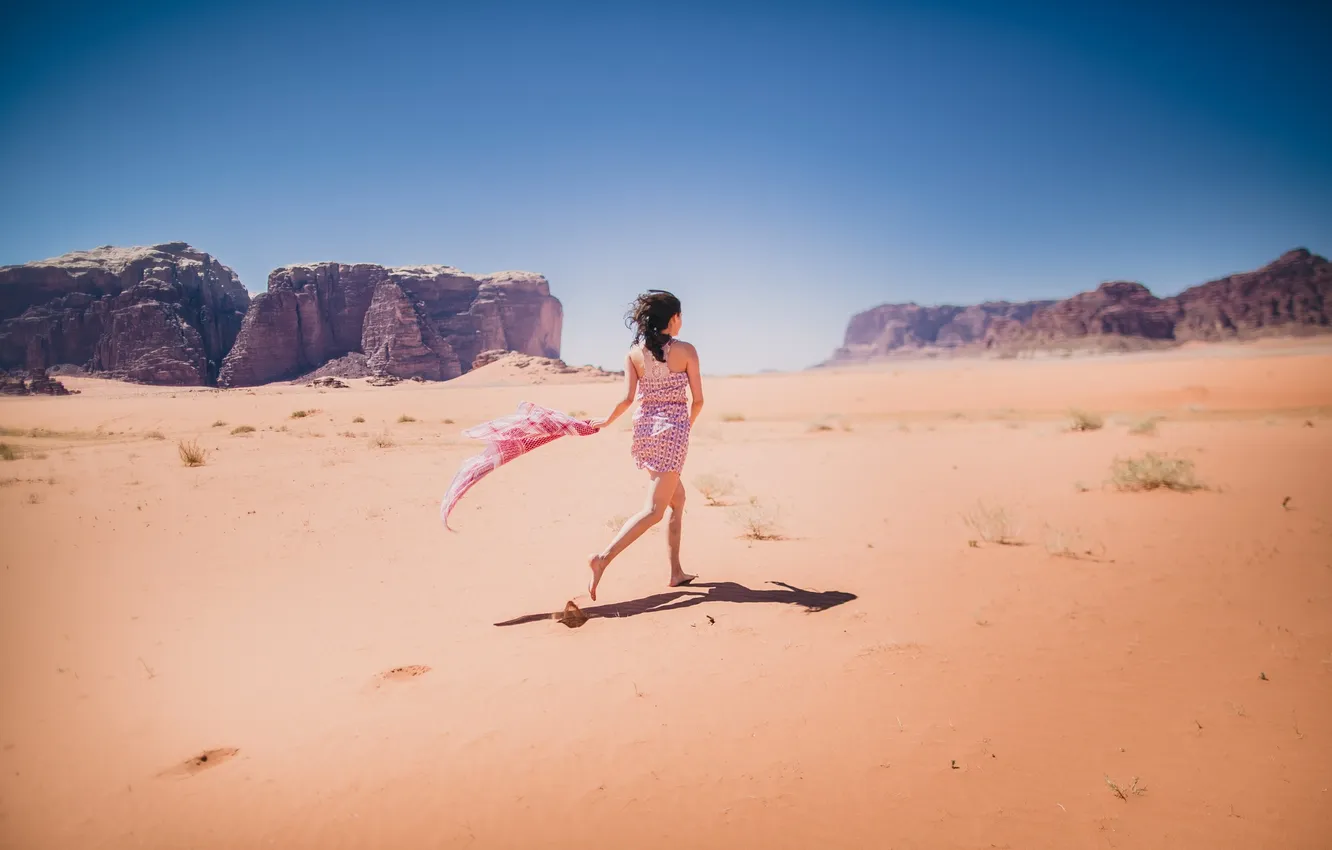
left=588, top=554, right=609, bottom=601
left=669, top=570, right=697, bottom=588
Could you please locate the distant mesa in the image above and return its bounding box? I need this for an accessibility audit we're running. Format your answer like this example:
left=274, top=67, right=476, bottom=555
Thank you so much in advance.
left=217, top=264, right=562, bottom=387
left=0, top=243, right=249, bottom=385
left=824, top=249, right=1331, bottom=364
left=0, top=246, right=564, bottom=387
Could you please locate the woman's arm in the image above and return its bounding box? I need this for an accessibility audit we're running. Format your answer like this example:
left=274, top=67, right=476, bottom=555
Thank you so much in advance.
left=685, top=344, right=704, bottom=425
left=590, top=353, right=638, bottom=429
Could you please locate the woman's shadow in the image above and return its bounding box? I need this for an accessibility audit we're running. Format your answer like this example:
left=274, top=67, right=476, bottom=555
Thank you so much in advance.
left=494, top=581, right=857, bottom=628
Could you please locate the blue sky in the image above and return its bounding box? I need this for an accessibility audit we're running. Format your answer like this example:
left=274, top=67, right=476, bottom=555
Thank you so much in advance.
left=2, top=0, right=1328, bottom=373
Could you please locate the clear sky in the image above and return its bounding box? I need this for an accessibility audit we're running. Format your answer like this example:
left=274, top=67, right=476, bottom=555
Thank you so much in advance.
left=2, top=0, right=1328, bottom=373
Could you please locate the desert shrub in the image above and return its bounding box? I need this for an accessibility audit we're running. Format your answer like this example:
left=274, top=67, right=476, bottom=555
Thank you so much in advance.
left=962, top=501, right=1021, bottom=545
left=693, top=473, right=736, bottom=506
left=1068, top=409, right=1104, bottom=432
left=231, top=425, right=256, bottom=435
left=1110, top=453, right=1202, bottom=492
left=178, top=439, right=208, bottom=467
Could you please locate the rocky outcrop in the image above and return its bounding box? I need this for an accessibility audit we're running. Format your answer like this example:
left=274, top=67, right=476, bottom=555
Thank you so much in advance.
left=1170, top=248, right=1330, bottom=340
left=0, top=368, right=77, bottom=396
left=219, top=264, right=562, bottom=387
left=827, top=249, right=1331, bottom=363
left=0, top=243, right=250, bottom=384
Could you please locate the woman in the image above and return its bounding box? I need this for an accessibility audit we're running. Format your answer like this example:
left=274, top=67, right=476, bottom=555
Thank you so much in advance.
left=587, top=290, right=704, bottom=601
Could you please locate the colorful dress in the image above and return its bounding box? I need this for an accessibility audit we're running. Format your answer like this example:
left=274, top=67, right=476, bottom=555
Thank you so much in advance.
left=631, top=341, right=691, bottom=473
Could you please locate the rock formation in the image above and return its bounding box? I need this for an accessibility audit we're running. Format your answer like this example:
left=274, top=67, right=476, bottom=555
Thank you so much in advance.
left=826, top=249, right=1330, bottom=363
left=219, top=264, right=562, bottom=387
left=0, top=243, right=250, bottom=384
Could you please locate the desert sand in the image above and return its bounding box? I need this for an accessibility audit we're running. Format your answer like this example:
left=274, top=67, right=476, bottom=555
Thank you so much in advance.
left=2, top=340, right=1331, bottom=849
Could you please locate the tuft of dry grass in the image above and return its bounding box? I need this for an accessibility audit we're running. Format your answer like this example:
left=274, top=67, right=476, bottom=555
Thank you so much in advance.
left=808, top=422, right=835, bottom=433
left=1105, top=775, right=1147, bottom=801
left=605, top=514, right=628, bottom=531
left=962, top=501, right=1022, bottom=545
left=693, top=473, right=736, bottom=506
left=0, top=443, right=18, bottom=461
left=144, top=430, right=166, bottom=440
left=721, top=413, right=746, bottom=423
left=397, top=414, right=416, bottom=423
left=1111, top=453, right=1203, bottom=492
left=442, top=418, right=455, bottom=425
left=211, top=420, right=226, bottom=428
left=290, top=409, right=318, bottom=419
left=230, top=425, right=256, bottom=435
left=729, top=498, right=783, bottom=541
left=368, top=432, right=395, bottom=449
left=177, top=439, right=208, bottom=467
left=1128, top=416, right=1162, bottom=436
left=352, top=415, right=365, bottom=423
left=1068, top=409, right=1104, bottom=432
left=340, top=430, right=358, bottom=438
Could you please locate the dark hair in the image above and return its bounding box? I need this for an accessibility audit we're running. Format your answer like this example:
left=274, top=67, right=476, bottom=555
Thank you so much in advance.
left=626, top=289, right=682, bottom=363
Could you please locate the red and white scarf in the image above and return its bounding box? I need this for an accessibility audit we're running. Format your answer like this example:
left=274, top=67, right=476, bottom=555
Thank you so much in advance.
left=440, top=401, right=599, bottom=530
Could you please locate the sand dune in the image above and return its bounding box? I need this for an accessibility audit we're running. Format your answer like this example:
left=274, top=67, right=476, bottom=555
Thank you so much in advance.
left=1, top=340, right=1331, bottom=848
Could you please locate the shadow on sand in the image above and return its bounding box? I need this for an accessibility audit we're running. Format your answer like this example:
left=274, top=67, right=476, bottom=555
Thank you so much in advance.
left=494, top=581, right=857, bottom=628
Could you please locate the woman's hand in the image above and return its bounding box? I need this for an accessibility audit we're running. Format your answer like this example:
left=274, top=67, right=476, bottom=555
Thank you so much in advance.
left=587, top=417, right=610, bottom=430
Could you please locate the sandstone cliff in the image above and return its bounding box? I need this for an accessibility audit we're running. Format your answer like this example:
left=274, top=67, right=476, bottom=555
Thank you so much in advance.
left=827, top=249, right=1330, bottom=363
left=0, top=243, right=250, bottom=384
left=218, top=264, right=562, bottom=387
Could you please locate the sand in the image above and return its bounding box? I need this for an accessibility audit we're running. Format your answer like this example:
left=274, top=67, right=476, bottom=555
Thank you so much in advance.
left=2, top=340, right=1331, bottom=849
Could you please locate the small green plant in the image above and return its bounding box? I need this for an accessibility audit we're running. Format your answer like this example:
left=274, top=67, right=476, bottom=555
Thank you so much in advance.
left=693, top=473, right=736, bottom=506
left=962, top=501, right=1021, bottom=545
left=0, top=443, right=18, bottom=461
left=177, top=439, right=208, bottom=467
left=211, top=420, right=226, bottom=428
left=1068, top=409, right=1104, bottom=432
left=352, top=415, right=365, bottom=423
left=230, top=425, right=256, bottom=435
left=1128, top=416, right=1162, bottom=436
left=721, top=413, right=746, bottom=423
left=1111, top=453, right=1202, bottom=492
left=397, top=414, right=416, bottom=423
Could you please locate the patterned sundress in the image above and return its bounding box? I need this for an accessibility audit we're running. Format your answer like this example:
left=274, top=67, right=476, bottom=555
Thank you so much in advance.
left=631, top=341, right=691, bottom=473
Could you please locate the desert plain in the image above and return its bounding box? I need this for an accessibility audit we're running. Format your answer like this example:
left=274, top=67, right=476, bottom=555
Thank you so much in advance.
left=2, top=340, right=1331, bottom=849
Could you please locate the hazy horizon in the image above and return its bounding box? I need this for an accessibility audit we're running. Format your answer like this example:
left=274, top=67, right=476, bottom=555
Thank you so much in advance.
left=2, top=0, right=1328, bottom=373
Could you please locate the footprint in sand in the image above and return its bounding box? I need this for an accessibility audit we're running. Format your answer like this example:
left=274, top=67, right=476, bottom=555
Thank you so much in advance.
left=158, top=747, right=239, bottom=778
left=379, top=665, right=431, bottom=682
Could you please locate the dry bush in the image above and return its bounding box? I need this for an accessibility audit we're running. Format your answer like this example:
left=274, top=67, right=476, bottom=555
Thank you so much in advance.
left=442, top=418, right=455, bottom=424
left=0, top=443, right=18, bottom=461
left=1068, top=409, right=1104, bottom=432
left=352, top=415, right=365, bottom=423
left=605, top=514, right=628, bottom=531
left=1111, top=453, right=1202, bottom=492
left=962, top=501, right=1022, bottom=545
left=211, top=420, right=226, bottom=427
left=721, top=413, right=746, bottom=423
left=340, top=430, right=358, bottom=438
left=1043, top=525, right=1104, bottom=560
left=177, top=439, right=208, bottom=467
left=144, top=430, right=166, bottom=440
left=368, top=432, right=395, bottom=449
left=231, top=425, right=256, bottom=435
left=1128, top=416, right=1162, bottom=436
left=729, top=499, right=783, bottom=541
left=1105, top=775, right=1147, bottom=800
left=693, top=473, right=736, bottom=506
left=397, top=414, right=416, bottom=423
left=290, top=409, right=318, bottom=419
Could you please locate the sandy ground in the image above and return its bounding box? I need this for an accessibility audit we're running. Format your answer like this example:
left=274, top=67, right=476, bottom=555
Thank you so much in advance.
left=2, top=340, right=1331, bottom=849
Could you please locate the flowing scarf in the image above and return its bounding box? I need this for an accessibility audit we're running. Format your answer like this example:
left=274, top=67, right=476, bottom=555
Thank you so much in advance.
left=440, top=401, right=599, bottom=530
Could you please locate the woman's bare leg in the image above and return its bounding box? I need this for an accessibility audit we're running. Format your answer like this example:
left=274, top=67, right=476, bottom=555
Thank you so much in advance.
left=667, top=479, right=695, bottom=586
left=589, top=471, right=678, bottom=601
